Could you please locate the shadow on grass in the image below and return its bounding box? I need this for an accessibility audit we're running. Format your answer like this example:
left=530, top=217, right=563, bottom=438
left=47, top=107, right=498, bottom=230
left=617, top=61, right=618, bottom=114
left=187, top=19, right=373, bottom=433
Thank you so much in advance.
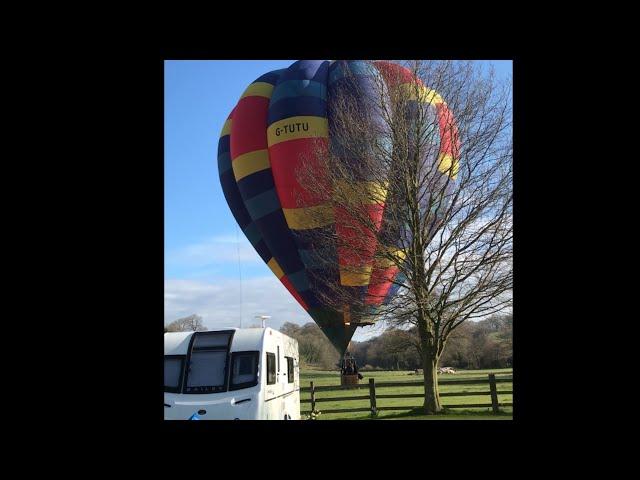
left=344, top=407, right=513, bottom=420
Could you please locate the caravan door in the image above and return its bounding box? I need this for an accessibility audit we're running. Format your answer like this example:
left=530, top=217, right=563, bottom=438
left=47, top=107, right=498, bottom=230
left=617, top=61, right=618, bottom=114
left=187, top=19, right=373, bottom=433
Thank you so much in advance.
left=277, top=344, right=286, bottom=419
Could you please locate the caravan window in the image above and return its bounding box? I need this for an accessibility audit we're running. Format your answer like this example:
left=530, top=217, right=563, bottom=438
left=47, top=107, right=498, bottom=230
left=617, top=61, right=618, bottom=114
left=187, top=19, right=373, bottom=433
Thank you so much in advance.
left=164, top=355, right=184, bottom=392
left=186, top=351, right=227, bottom=390
left=286, top=356, right=294, bottom=384
left=183, top=331, right=233, bottom=394
left=266, top=352, right=276, bottom=385
left=192, top=333, right=230, bottom=349
left=230, top=351, right=259, bottom=390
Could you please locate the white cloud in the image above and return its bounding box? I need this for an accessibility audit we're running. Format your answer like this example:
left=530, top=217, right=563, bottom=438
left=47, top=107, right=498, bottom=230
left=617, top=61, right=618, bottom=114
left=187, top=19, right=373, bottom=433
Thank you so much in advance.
left=166, top=234, right=263, bottom=268
left=165, top=276, right=309, bottom=331
left=164, top=276, right=386, bottom=342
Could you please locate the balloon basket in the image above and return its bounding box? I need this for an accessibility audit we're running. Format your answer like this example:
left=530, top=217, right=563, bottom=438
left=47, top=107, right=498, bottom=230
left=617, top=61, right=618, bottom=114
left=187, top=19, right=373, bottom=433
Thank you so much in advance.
left=340, top=374, right=360, bottom=388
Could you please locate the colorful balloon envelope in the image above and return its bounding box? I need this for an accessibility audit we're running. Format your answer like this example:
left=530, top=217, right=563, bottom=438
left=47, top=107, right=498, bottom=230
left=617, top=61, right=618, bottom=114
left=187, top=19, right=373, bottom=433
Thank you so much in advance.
left=217, top=60, right=459, bottom=355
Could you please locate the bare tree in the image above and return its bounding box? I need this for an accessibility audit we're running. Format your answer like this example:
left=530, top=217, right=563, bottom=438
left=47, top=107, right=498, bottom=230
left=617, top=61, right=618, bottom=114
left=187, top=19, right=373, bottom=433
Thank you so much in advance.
left=165, top=314, right=208, bottom=332
left=296, top=60, right=512, bottom=413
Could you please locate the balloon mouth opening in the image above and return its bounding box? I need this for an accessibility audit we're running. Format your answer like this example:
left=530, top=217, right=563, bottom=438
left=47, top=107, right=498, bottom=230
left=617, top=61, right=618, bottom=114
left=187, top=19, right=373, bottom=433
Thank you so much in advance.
left=343, top=320, right=375, bottom=328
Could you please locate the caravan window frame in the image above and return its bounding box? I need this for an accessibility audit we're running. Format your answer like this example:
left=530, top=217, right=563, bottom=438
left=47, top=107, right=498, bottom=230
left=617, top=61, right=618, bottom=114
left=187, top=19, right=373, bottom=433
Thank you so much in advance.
left=285, top=356, right=294, bottom=384
left=229, top=351, right=260, bottom=391
left=164, top=355, right=186, bottom=393
left=183, top=330, right=235, bottom=394
left=266, top=352, right=276, bottom=385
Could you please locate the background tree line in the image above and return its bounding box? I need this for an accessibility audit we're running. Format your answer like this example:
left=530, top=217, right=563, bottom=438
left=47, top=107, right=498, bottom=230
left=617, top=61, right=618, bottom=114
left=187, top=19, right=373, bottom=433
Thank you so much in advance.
left=280, top=314, right=511, bottom=371
left=164, top=314, right=208, bottom=333
left=164, top=313, right=511, bottom=371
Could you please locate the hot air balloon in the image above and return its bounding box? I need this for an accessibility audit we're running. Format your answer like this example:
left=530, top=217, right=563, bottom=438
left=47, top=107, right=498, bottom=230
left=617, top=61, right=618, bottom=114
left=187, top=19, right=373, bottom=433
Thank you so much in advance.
left=217, top=60, right=459, bottom=359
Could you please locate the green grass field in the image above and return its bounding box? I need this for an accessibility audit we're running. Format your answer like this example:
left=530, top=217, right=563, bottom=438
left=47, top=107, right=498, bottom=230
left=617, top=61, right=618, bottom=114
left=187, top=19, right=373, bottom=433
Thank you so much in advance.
left=299, top=368, right=513, bottom=420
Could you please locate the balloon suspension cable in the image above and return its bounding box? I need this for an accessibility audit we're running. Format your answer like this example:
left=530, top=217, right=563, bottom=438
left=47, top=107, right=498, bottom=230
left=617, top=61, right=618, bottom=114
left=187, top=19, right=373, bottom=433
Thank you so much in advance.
left=235, top=224, right=243, bottom=328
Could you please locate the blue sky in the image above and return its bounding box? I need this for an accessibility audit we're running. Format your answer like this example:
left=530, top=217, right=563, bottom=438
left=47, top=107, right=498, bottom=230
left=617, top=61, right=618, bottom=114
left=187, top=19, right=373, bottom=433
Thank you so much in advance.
left=164, top=60, right=512, bottom=337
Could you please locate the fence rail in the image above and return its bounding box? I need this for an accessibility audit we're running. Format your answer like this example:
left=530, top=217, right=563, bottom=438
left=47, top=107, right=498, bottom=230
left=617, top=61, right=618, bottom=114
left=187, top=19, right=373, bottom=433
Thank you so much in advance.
left=300, top=373, right=512, bottom=417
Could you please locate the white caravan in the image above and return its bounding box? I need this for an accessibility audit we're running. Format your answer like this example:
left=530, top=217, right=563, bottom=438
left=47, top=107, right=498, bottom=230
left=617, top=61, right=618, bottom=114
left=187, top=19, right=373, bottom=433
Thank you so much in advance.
left=164, top=327, right=300, bottom=420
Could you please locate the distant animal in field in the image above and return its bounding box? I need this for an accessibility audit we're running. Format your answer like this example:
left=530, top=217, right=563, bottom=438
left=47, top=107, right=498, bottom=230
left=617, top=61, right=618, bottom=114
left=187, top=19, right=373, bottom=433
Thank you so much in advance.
left=438, top=367, right=456, bottom=374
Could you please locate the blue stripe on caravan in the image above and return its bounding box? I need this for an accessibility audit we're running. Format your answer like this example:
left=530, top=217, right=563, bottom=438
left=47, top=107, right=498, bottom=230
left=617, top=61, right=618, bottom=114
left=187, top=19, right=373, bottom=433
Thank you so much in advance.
left=244, top=189, right=281, bottom=220
left=236, top=169, right=276, bottom=201
left=217, top=151, right=232, bottom=175
left=267, top=96, right=327, bottom=125
left=288, top=270, right=310, bottom=292
left=278, top=60, right=329, bottom=83
left=242, top=222, right=262, bottom=246
left=270, top=79, right=327, bottom=105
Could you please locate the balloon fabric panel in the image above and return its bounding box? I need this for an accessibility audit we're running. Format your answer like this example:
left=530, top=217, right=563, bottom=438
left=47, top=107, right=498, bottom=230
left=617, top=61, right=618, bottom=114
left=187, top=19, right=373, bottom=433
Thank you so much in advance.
left=217, top=60, right=460, bottom=355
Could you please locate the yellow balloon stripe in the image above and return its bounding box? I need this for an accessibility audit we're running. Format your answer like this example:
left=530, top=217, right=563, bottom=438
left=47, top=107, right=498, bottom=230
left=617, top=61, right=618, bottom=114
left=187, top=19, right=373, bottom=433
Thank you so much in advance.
left=232, top=149, right=271, bottom=182
left=374, top=248, right=406, bottom=268
left=333, top=180, right=388, bottom=205
left=267, top=257, right=285, bottom=279
left=280, top=181, right=388, bottom=230
left=398, top=83, right=445, bottom=105
left=438, top=153, right=459, bottom=179
left=240, top=82, right=275, bottom=99
left=220, top=118, right=232, bottom=137
left=282, top=204, right=334, bottom=230
left=267, top=116, right=329, bottom=146
left=340, top=265, right=374, bottom=287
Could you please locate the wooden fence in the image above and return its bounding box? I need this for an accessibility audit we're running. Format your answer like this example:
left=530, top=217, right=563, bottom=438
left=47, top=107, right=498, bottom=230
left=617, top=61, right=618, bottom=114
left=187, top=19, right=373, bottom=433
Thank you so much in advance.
left=300, top=373, right=513, bottom=416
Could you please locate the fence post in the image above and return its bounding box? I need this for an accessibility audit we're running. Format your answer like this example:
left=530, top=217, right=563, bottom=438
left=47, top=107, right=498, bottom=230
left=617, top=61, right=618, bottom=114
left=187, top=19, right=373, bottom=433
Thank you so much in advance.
left=369, top=378, right=377, bottom=416
left=488, top=374, right=499, bottom=413
left=310, top=381, right=316, bottom=413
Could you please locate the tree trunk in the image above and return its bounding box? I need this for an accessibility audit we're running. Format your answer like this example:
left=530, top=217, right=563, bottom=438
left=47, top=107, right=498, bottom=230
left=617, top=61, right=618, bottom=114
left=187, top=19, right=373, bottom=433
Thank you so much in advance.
left=422, top=348, right=443, bottom=414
